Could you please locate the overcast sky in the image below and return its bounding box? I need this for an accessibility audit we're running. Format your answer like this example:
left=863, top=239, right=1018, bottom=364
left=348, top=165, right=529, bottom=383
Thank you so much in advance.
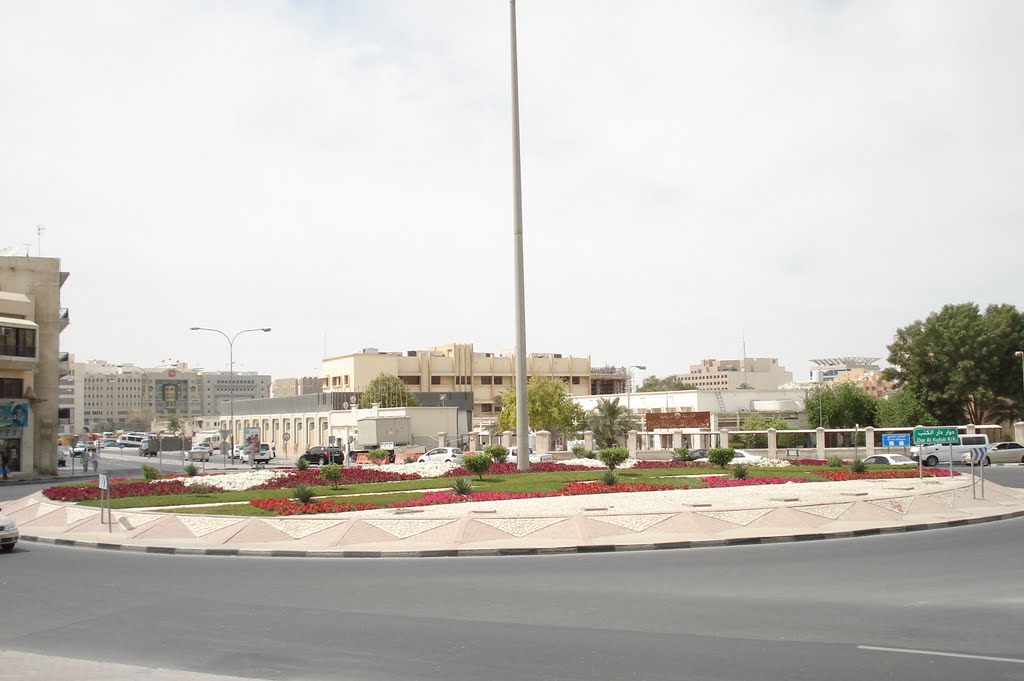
left=2, top=1, right=1021, bottom=384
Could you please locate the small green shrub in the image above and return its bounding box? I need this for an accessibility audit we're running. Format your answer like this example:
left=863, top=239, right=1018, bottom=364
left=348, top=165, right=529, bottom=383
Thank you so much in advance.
left=599, top=470, right=619, bottom=486
left=485, top=445, right=509, bottom=463
left=849, top=457, right=867, bottom=474
left=141, top=464, right=161, bottom=481
left=826, top=455, right=844, bottom=468
left=292, top=485, right=316, bottom=504
left=367, top=449, right=389, bottom=464
left=449, top=477, right=474, bottom=496
left=184, top=463, right=199, bottom=477
left=320, top=463, right=342, bottom=489
left=462, top=453, right=493, bottom=480
left=584, top=449, right=598, bottom=459
left=672, top=447, right=689, bottom=462
left=188, top=482, right=216, bottom=494
left=707, top=447, right=736, bottom=468
left=571, top=444, right=587, bottom=457
left=598, top=446, right=630, bottom=470
left=295, top=457, right=309, bottom=471
left=731, top=463, right=750, bottom=480
left=403, top=455, right=418, bottom=464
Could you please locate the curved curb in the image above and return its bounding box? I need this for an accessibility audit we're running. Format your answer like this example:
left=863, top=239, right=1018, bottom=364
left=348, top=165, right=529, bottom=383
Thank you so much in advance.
left=19, top=508, right=1024, bottom=558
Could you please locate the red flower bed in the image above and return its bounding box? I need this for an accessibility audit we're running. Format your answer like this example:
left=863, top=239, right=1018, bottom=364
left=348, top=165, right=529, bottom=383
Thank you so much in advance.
left=792, top=459, right=828, bottom=466
left=816, top=469, right=959, bottom=481
left=43, top=479, right=220, bottom=502
left=631, top=461, right=708, bottom=469
left=557, top=481, right=676, bottom=495
left=703, top=476, right=807, bottom=488
left=443, top=461, right=599, bottom=477
left=253, top=467, right=421, bottom=490
left=389, top=490, right=547, bottom=508
left=250, top=498, right=377, bottom=516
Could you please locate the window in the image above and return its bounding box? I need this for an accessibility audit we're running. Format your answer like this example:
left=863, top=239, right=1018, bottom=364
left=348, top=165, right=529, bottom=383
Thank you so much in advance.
left=572, top=376, right=580, bottom=385
left=431, top=376, right=441, bottom=385
left=494, top=377, right=503, bottom=385
left=0, top=326, right=36, bottom=358
left=0, top=377, right=23, bottom=399
left=481, top=404, right=493, bottom=413
left=480, top=376, right=492, bottom=385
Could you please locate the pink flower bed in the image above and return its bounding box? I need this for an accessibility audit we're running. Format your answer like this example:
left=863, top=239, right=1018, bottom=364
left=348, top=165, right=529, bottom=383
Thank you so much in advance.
left=43, top=479, right=220, bottom=502
left=703, top=476, right=807, bottom=488
left=253, top=468, right=420, bottom=490
left=250, top=498, right=378, bottom=516
left=817, top=469, right=959, bottom=481
left=631, top=461, right=709, bottom=469
left=557, top=481, right=676, bottom=495
left=444, top=461, right=599, bottom=477
left=388, top=490, right=548, bottom=508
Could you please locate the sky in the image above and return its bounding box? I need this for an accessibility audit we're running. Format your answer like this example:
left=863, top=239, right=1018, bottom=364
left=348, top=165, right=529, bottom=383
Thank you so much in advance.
left=2, top=1, right=1022, bottom=385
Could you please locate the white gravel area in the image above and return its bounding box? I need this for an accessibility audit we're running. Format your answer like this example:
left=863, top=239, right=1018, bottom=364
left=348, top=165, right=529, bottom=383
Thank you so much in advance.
left=329, top=476, right=966, bottom=519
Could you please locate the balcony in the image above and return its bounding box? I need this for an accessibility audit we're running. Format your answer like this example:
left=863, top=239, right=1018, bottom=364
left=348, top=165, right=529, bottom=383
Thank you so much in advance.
left=58, top=351, right=70, bottom=377
left=58, top=307, right=70, bottom=332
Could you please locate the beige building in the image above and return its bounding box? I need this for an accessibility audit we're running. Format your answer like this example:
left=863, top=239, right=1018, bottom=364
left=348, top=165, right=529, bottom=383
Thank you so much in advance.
left=273, top=376, right=322, bottom=398
left=0, top=256, right=69, bottom=474
left=670, top=358, right=793, bottom=392
left=321, top=343, right=601, bottom=419
left=833, top=367, right=894, bottom=398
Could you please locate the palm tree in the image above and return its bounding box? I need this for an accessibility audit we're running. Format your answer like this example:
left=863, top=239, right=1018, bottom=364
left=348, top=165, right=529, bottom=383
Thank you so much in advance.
left=586, top=398, right=639, bottom=449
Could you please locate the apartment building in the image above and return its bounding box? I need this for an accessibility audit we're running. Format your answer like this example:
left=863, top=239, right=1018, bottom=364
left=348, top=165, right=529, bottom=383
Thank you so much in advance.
left=272, top=376, right=323, bottom=398
left=321, top=342, right=599, bottom=418
left=670, top=358, right=793, bottom=392
left=0, top=256, right=69, bottom=474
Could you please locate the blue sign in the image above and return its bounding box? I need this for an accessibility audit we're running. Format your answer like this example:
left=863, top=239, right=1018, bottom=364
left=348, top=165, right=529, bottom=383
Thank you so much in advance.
left=882, top=433, right=911, bottom=448
left=0, top=400, right=29, bottom=428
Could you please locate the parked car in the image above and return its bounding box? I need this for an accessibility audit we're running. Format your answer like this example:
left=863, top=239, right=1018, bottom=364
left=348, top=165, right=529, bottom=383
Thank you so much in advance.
left=185, top=444, right=214, bottom=462
left=508, top=446, right=553, bottom=463
left=862, top=454, right=917, bottom=466
left=0, top=510, right=18, bottom=553
left=910, top=434, right=989, bottom=466
left=417, top=447, right=464, bottom=463
left=240, top=443, right=272, bottom=465
left=691, top=449, right=764, bottom=465
left=960, top=441, right=1024, bottom=466
left=97, top=438, right=119, bottom=449
left=678, top=448, right=709, bottom=462
left=71, top=442, right=89, bottom=458
left=300, top=446, right=345, bottom=466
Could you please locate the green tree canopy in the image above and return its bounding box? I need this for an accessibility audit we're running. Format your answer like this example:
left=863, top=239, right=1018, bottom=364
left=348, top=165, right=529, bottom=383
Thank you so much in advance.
left=805, top=383, right=878, bottom=429
left=637, top=376, right=698, bottom=392
left=875, top=390, right=937, bottom=428
left=166, top=413, right=182, bottom=431
left=886, top=303, right=1024, bottom=425
left=125, top=410, right=153, bottom=433
left=735, top=414, right=791, bottom=448
left=359, top=373, right=418, bottom=408
left=496, top=378, right=585, bottom=442
left=586, top=397, right=640, bottom=449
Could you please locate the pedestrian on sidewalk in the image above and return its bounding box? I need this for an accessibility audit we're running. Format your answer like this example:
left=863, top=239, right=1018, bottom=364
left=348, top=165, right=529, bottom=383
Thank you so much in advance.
left=1, top=447, right=11, bottom=480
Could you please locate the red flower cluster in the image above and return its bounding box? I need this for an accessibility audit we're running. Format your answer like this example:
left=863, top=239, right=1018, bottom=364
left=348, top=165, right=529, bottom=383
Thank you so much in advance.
left=250, top=498, right=377, bottom=516
left=444, top=461, right=598, bottom=477
left=253, top=467, right=420, bottom=490
left=388, top=490, right=547, bottom=508
left=557, top=481, right=676, bottom=495
left=631, top=461, right=707, bottom=469
left=816, top=469, right=959, bottom=481
left=43, top=479, right=218, bottom=502
left=703, top=476, right=807, bottom=488
left=792, top=459, right=829, bottom=466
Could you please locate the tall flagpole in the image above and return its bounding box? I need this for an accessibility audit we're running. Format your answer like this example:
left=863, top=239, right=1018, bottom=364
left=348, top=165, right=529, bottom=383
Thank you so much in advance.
left=510, top=0, right=530, bottom=471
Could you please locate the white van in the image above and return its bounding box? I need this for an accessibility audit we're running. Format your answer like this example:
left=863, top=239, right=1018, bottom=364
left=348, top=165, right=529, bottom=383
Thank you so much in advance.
left=116, top=433, right=146, bottom=449
left=910, top=434, right=989, bottom=466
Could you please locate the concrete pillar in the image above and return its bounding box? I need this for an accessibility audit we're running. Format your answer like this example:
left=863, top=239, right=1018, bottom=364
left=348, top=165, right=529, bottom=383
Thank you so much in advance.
left=864, top=427, right=875, bottom=456
left=437, top=432, right=446, bottom=448
left=502, top=430, right=513, bottom=449
left=469, top=432, right=479, bottom=452
left=699, top=428, right=710, bottom=449
left=627, top=430, right=638, bottom=458
left=583, top=430, right=594, bottom=452
left=767, top=428, right=777, bottom=460
left=672, top=430, right=683, bottom=450
left=719, top=428, right=730, bottom=449
left=966, top=423, right=976, bottom=435
left=1015, top=422, right=1024, bottom=445
left=816, top=427, right=826, bottom=458
left=536, top=430, right=551, bottom=454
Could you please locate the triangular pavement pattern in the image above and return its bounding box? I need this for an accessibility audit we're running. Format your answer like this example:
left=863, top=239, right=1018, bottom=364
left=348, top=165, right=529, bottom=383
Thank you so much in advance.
left=66, top=506, right=100, bottom=525
left=114, top=512, right=163, bottom=531
left=867, top=497, right=915, bottom=515
left=747, top=507, right=832, bottom=529
left=696, top=508, right=773, bottom=527
left=795, top=503, right=854, bottom=520
left=475, top=517, right=566, bottom=538
left=178, top=516, right=245, bottom=538
left=590, top=513, right=675, bottom=533
left=263, top=518, right=346, bottom=540
left=361, top=518, right=456, bottom=539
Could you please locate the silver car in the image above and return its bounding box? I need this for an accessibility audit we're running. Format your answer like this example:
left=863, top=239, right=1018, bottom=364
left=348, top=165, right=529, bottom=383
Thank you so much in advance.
left=0, top=510, right=19, bottom=553
left=960, top=441, right=1024, bottom=466
left=417, top=447, right=464, bottom=463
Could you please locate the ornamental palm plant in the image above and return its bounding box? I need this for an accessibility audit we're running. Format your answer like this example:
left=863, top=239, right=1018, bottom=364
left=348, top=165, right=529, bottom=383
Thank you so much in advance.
left=586, top=398, right=640, bottom=449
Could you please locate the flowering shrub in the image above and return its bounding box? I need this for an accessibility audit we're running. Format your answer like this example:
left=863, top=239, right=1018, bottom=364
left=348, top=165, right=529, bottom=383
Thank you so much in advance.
left=816, top=469, right=959, bottom=481
left=43, top=479, right=221, bottom=502
left=250, top=498, right=377, bottom=516
left=557, top=481, right=675, bottom=495
left=795, top=459, right=829, bottom=466
left=253, top=467, right=420, bottom=490
left=389, top=490, right=547, bottom=508
left=631, top=461, right=708, bottom=469
left=443, top=461, right=598, bottom=477
left=703, top=476, right=807, bottom=488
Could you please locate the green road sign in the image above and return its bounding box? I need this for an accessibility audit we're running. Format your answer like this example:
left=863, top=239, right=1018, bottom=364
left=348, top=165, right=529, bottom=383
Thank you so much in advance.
left=912, top=426, right=959, bottom=446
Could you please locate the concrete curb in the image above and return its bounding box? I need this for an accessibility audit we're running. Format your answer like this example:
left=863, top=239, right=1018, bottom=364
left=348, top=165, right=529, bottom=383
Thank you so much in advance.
left=20, top=508, right=1024, bottom=558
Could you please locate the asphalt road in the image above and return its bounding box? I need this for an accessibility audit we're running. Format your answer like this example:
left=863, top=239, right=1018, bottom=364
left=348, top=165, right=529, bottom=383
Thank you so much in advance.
left=1, top=499, right=1022, bottom=680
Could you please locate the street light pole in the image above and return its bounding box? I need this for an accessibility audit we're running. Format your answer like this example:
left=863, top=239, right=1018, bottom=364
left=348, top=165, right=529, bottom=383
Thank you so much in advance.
left=190, top=327, right=271, bottom=469
left=1016, top=350, right=1024, bottom=393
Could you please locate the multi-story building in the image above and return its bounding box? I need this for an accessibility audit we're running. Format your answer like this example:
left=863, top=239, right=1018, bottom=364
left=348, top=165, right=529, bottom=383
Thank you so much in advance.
left=199, top=371, right=271, bottom=416
left=321, top=342, right=600, bottom=420
left=272, top=376, right=322, bottom=398
left=832, top=367, right=894, bottom=398
left=809, top=357, right=881, bottom=383
left=670, top=358, right=793, bottom=392
left=0, top=256, right=69, bottom=474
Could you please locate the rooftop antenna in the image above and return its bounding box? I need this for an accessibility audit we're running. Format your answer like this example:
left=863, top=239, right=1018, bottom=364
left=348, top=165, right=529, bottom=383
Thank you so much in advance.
left=22, top=243, right=31, bottom=257
left=36, top=225, right=45, bottom=256
left=742, top=331, right=748, bottom=387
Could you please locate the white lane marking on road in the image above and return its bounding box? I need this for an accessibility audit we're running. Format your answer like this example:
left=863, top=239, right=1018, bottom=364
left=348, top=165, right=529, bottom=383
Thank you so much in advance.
left=858, top=645, right=1024, bottom=664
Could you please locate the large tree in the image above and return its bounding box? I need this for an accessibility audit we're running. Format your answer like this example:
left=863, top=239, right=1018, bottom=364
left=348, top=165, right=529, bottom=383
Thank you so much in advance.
left=735, top=414, right=791, bottom=448
left=805, top=383, right=878, bottom=429
left=359, top=373, right=418, bottom=408
left=886, top=303, right=1024, bottom=424
left=637, top=376, right=697, bottom=392
left=496, top=378, right=585, bottom=445
left=875, top=390, right=937, bottom=428
left=586, top=397, right=640, bottom=449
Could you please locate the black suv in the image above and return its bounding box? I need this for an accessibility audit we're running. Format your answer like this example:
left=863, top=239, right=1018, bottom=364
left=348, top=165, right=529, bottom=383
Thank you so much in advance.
left=300, top=446, right=344, bottom=465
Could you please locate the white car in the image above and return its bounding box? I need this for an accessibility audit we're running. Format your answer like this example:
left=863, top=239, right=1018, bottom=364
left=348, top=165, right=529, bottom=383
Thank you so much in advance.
left=508, top=447, right=554, bottom=463
left=862, top=454, right=917, bottom=466
left=0, top=510, right=19, bottom=553
left=185, top=444, right=214, bottom=462
left=240, top=443, right=272, bottom=464
left=960, top=441, right=1024, bottom=466
left=691, top=449, right=764, bottom=465
left=417, top=447, right=464, bottom=463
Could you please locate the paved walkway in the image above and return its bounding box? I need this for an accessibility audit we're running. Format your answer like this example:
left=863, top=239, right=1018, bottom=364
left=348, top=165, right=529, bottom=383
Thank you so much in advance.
left=8, top=475, right=1024, bottom=557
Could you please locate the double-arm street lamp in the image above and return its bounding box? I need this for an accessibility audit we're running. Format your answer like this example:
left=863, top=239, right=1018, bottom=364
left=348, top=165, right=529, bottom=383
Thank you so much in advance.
left=190, top=327, right=271, bottom=467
